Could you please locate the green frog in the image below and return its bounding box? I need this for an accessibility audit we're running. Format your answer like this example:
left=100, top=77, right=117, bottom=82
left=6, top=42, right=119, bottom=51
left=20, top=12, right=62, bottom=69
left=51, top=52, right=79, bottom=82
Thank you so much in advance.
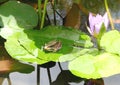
left=44, top=40, right=62, bottom=52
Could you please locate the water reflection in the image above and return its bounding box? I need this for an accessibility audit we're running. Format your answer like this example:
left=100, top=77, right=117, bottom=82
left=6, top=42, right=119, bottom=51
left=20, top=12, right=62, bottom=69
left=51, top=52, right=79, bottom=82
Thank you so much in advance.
left=84, top=79, right=104, bottom=85
left=0, top=74, right=11, bottom=85
left=37, top=61, right=105, bottom=85
left=37, top=62, right=56, bottom=85
left=50, top=70, right=83, bottom=85
left=0, top=44, right=34, bottom=85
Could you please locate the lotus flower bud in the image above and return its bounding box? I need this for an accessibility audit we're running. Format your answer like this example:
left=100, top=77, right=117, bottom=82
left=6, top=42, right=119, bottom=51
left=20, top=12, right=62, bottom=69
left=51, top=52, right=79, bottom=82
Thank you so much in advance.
left=88, top=12, right=109, bottom=36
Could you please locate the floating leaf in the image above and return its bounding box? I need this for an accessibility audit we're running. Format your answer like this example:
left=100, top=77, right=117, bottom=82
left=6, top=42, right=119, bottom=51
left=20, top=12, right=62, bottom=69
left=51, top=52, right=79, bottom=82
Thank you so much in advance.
left=100, top=30, right=120, bottom=55
left=59, top=48, right=98, bottom=62
left=24, top=26, right=93, bottom=61
left=0, top=1, right=38, bottom=39
left=69, top=52, right=120, bottom=79
left=0, top=1, right=38, bottom=28
left=4, top=26, right=93, bottom=64
left=5, top=32, right=49, bottom=64
left=25, top=26, right=93, bottom=48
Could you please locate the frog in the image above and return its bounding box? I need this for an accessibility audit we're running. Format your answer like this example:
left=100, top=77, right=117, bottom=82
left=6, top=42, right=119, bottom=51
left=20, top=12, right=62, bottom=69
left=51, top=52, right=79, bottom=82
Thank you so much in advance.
left=44, top=40, right=62, bottom=52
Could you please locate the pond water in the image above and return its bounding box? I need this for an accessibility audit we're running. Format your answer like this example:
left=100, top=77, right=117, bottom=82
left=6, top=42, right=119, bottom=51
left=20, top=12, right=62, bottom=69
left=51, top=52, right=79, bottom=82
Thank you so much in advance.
left=1, top=61, right=120, bottom=85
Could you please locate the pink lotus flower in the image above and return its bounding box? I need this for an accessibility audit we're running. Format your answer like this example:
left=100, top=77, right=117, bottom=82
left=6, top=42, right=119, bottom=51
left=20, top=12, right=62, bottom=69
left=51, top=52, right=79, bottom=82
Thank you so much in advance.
left=87, top=12, right=109, bottom=36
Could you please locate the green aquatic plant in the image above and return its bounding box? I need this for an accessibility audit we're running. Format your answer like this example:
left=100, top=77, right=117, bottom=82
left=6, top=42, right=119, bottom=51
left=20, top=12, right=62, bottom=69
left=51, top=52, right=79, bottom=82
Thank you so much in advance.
left=0, top=0, right=120, bottom=79
left=40, top=0, right=48, bottom=29
left=68, top=0, right=120, bottom=79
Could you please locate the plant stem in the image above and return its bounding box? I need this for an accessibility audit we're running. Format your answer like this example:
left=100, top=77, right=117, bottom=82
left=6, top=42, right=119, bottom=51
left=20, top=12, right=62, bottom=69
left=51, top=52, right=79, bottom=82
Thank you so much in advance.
left=37, top=65, right=40, bottom=85
left=97, top=38, right=101, bottom=50
left=40, top=0, right=48, bottom=29
left=38, top=0, right=42, bottom=29
left=104, top=0, right=114, bottom=30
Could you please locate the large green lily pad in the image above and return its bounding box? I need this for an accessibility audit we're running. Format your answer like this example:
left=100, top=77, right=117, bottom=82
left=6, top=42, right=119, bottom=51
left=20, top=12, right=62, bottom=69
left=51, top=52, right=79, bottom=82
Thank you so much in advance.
left=69, top=51, right=120, bottom=79
left=4, top=26, right=93, bottom=64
